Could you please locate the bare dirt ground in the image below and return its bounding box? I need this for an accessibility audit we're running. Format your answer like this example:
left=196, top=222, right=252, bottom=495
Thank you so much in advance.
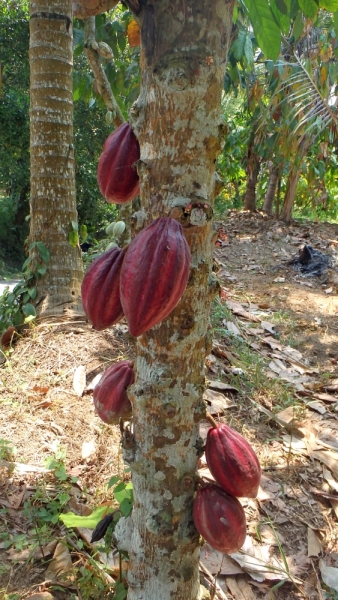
left=1, top=210, right=338, bottom=600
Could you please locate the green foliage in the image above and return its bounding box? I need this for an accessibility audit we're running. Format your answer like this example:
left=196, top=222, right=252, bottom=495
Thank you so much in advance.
left=0, top=438, right=16, bottom=461
left=0, top=241, right=50, bottom=336
left=82, top=220, right=126, bottom=270
left=73, top=8, right=140, bottom=117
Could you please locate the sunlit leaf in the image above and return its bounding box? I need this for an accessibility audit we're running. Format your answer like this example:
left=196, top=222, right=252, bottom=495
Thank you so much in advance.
left=59, top=506, right=113, bottom=529
left=245, top=0, right=281, bottom=60
left=298, top=0, right=318, bottom=17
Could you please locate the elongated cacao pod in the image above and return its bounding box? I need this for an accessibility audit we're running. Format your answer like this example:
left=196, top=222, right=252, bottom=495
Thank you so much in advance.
left=97, top=123, right=140, bottom=204
left=205, top=423, right=261, bottom=498
left=120, top=217, right=191, bottom=337
left=93, top=360, right=134, bottom=424
left=81, top=247, right=124, bottom=331
left=193, top=483, right=246, bottom=554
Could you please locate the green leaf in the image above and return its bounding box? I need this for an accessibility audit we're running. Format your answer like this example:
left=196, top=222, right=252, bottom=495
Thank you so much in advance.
left=244, top=34, right=254, bottom=69
left=119, top=498, right=133, bottom=517
left=68, top=231, right=79, bottom=247
left=24, top=315, right=35, bottom=324
left=71, top=220, right=78, bottom=232
left=59, top=506, right=114, bottom=529
left=22, top=303, right=36, bottom=317
left=79, top=224, right=87, bottom=241
left=245, top=0, right=281, bottom=60
left=114, top=581, right=128, bottom=600
left=320, top=0, right=338, bottom=9
left=107, top=475, right=121, bottom=489
left=28, top=287, right=37, bottom=299
left=293, top=12, right=304, bottom=40
left=13, top=311, right=24, bottom=326
left=36, top=242, right=50, bottom=264
left=271, top=0, right=291, bottom=33
left=36, top=265, right=47, bottom=276
left=298, top=0, right=318, bottom=18
left=334, top=11, right=338, bottom=31
left=22, top=257, right=32, bottom=271
left=276, top=0, right=288, bottom=14
left=232, top=29, right=246, bottom=61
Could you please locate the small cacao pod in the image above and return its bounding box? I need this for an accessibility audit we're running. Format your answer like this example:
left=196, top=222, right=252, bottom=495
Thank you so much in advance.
left=97, top=41, right=113, bottom=59
left=105, top=222, right=116, bottom=236
left=91, top=514, right=113, bottom=543
left=97, top=123, right=140, bottom=204
left=127, top=19, right=141, bottom=47
left=93, top=360, right=134, bottom=424
left=113, top=221, right=126, bottom=237
left=193, top=483, right=246, bottom=554
left=205, top=423, right=261, bottom=498
left=81, top=247, right=124, bottom=331
left=120, top=217, right=191, bottom=337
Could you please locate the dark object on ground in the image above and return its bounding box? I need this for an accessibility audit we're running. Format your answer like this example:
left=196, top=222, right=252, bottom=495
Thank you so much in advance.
left=288, top=244, right=332, bottom=277
left=91, top=513, right=113, bottom=543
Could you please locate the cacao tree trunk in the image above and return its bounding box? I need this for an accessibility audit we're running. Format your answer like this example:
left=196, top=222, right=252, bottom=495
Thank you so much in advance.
left=113, top=1, right=235, bottom=599
left=243, top=145, right=260, bottom=211
left=29, top=0, right=83, bottom=314
left=262, top=164, right=279, bottom=214
left=279, top=165, right=301, bottom=223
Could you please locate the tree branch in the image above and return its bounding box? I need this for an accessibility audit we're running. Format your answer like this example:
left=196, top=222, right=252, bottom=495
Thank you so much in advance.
left=73, top=0, right=119, bottom=20
left=83, top=17, right=125, bottom=127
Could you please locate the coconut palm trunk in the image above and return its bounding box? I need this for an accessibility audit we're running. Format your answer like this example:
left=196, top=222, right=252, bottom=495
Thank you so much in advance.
left=29, top=0, right=83, bottom=314
left=113, top=1, right=235, bottom=598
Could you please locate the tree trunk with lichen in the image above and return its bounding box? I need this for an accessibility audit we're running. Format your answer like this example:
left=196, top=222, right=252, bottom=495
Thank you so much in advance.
left=113, top=1, right=235, bottom=599
left=262, top=164, right=279, bottom=214
left=243, top=144, right=260, bottom=211
left=29, top=0, right=83, bottom=315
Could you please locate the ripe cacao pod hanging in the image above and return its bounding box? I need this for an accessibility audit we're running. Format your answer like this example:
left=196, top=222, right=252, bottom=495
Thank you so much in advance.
left=120, top=217, right=191, bottom=337
left=97, top=123, right=140, bottom=204
left=205, top=423, right=261, bottom=498
left=193, top=483, right=246, bottom=554
left=81, top=247, right=124, bottom=331
left=93, top=360, right=134, bottom=424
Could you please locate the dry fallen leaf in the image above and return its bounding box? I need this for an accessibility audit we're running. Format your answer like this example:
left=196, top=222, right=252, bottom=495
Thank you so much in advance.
left=200, top=544, right=243, bottom=576
left=319, top=559, right=338, bottom=592
left=45, top=540, right=74, bottom=584
left=307, top=527, right=323, bottom=557
left=73, top=365, right=86, bottom=397
left=203, top=389, right=235, bottom=414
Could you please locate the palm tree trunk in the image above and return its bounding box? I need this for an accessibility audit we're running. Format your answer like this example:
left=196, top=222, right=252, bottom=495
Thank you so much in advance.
left=113, top=1, right=235, bottom=598
left=29, top=0, right=83, bottom=314
left=262, top=164, right=279, bottom=214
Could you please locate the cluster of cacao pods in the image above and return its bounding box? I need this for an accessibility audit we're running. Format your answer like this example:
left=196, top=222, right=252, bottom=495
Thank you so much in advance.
left=81, top=216, right=191, bottom=336
left=193, top=422, right=261, bottom=554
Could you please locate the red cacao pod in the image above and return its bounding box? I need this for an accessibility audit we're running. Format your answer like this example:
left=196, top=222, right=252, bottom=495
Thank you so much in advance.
left=205, top=424, right=261, bottom=498
left=97, top=123, right=140, bottom=204
left=81, top=247, right=124, bottom=331
left=193, top=483, right=246, bottom=554
left=93, top=360, right=134, bottom=424
left=120, top=217, right=191, bottom=337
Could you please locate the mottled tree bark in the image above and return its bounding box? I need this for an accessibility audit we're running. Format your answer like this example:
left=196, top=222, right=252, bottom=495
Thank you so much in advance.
left=113, top=1, right=235, bottom=599
left=279, top=165, right=301, bottom=223
left=243, top=143, right=260, bottom=211
left=29, top=0, right=83, bottom=314
left=262, top=164, right=279, bottom=214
